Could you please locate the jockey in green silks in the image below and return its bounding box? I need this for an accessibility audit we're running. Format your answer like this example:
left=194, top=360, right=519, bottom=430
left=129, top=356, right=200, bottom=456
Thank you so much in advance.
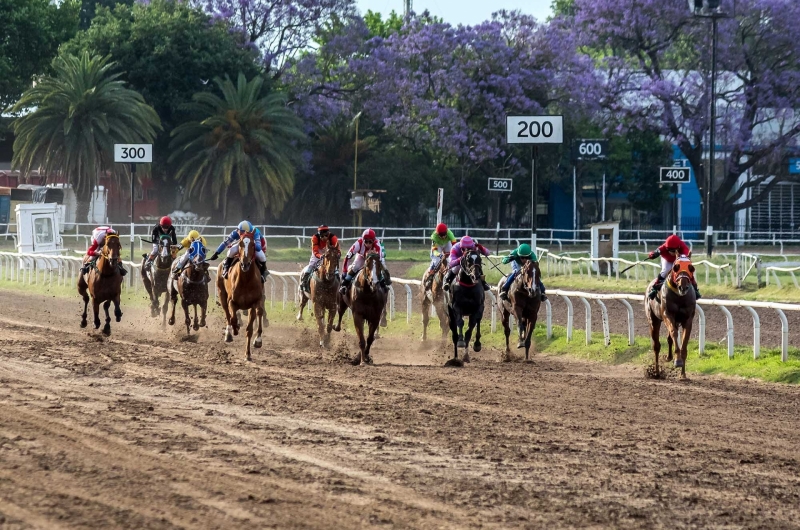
left=499, top=243, right=547, bottom=302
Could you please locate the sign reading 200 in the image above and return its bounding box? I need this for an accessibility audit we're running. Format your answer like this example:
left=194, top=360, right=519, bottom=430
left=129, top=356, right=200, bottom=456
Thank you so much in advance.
left=505, top=116, right=564, bottom=144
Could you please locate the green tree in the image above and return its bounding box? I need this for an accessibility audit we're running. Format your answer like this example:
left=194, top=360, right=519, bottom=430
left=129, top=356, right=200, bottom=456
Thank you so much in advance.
left=62, top=0, right=261, bottom=208
left=0, top=0, right=79, bottom=109
left=169, top=74, right=305, bottom=223
left=11, top=53, right=161, bottom=222
left=363, top=10, right=403, bottom=38
left=79, top=0, right=133, bottom=30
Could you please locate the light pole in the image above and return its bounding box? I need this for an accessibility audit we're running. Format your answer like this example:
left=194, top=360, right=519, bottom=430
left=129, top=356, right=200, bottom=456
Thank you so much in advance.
left=351, top=111, right=362, bottom=230
left=690, top=0, right=725, bottom=257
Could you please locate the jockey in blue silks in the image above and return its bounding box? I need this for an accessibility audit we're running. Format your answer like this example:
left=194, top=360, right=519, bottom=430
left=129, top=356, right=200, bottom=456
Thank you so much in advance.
left=208, top=221, right=269, bottom=283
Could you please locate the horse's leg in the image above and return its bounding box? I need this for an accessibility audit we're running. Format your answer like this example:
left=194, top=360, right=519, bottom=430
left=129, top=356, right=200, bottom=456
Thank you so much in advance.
left=365, top=318, right=378, bottom=365
left=501, top=309, right=512, bottom=355
left=183, top=297, right=191, bottom=335
left=679, top=320, right=692, bottom=379
left=524, top=318, right=535, bottom=361
left=297, top=292, right=308, bottom=321
left=113, top=292, right=122, bottom=323
left=437, top=298, right=449, bottom=340
left=229, top=300, right=241, bottom=336
left=217, top=275, right=234, bottom=342
left=353, top=313, right=367, bottom=366
left=168, top=285, right=177, bottom=326
left=325, top=303, right=335, bottom=347
left=447, top=305, right=460, bottom=360
left=253, top=300, right=265, bottom=349
left=663, top=317, right=681, bottom=370
left=161, top=291, right=169, bottom=327
left=244, top=306, right=256, bottom=361
left=457, top=316, right=466, bottom=349
left=333, top=294, right=347, bottom=332
left=314, top=301, right=326, bottom=348
left=92, top=297, right=101, bottom=330
left=192, top=304, right=200, bottom=331
left=102, top=300, right=112, bottom=336
left=462, top=314, right=477, bottom=363
left=650, top=318, right=662, bottom=378
left=421, top=296, right=430, bottom=342
left=473, top=315, right=483, bottom=353
left=517, top=314, right=527, bottom=349
left=199, top=297, right=207, bottom=328
left=78, top=275, right=89, bottom=328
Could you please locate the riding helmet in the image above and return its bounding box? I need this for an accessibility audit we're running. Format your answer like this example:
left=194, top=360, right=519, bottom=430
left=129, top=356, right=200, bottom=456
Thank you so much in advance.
left=436, top=223, right=448, bottom=236
left=188, top=230, right=201, bottom=240
left=160, top=216, right=172, bottom=227
left=665, top=234, right=682, bottom=250
left=318, top=225, right=330, bottom=234
left=518, top=243, right=533, bottom=256
left=238, top=220, right=254, bottom=232
left=460, top=236, right=475, bottom=248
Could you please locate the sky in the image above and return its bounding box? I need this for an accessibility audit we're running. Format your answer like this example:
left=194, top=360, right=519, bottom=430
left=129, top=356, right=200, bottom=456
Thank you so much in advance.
left=355, top=0, right=554, bottom=26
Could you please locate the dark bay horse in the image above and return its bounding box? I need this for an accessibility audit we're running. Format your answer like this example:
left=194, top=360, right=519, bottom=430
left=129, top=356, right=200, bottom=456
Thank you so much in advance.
left=78, top=233, right=123, bottom=335
left=142, top=235, right=180, bottom=325
left=216, top=234, right=267, bottom=361
left=445, top=250, right=485, bottom=366
left=333, top=252, right=388, bottom=365
left=645, top=257, right=697, bottom=379
left=421, top=259, right=449, bottom=341
left=298, top=246, right=341, bottom=348
left=168, top=241, right=209, bottom=335
left=497, top=260, right=542, bottom=361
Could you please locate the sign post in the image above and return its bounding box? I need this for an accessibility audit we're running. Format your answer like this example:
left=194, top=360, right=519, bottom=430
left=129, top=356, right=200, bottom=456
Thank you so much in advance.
left=435, top=188, right=444, bottom=226
left=114, top=144, right=152, bottom=262
left=660, top=167, right=691, bottom=233
left=571, top=139, right=609, bottom=227
left=506, top=115, right=564, bottom=252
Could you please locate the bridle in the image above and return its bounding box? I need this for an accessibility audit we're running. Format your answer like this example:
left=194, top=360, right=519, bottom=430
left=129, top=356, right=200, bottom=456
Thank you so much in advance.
left=459, top=250, right=483, bottom=285
left=238, top=233, right=254, bottom=272
left=100, top=234, right=121, bottom=275
left=360, top=252, right=382, bottom=291
left=669, top=258, right=695, bottom=296
left=518, top=259, right=540, bottom=298
left=318, top=246, right=340, bottom=282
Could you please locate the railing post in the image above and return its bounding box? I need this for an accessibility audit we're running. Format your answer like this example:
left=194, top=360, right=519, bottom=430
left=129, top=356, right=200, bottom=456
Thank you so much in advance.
left=404, top=284, right=412, bottom=324
left=618, top=299, right=635, bottom=346
left=743, top=305, right=761, bottom=359
left=560, top=294, right=573, bottom=342
left=545, top=298, right=552, bottom=339
left=775, top=309, right=789, bottom=362
left=717, top=305, right=735, bottom=359
left=578, top=296, right=591, bottom=345
left=596, top=300, right=610, bottom=346
left=696, top=305, right=706, bottom=355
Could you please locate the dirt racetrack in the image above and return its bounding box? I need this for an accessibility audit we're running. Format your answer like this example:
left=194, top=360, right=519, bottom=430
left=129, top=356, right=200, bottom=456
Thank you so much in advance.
left=1, top=290, right=800, bottom=529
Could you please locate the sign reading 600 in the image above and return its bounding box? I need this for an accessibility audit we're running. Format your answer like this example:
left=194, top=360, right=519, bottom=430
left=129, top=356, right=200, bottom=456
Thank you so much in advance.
left=114, top=144, right=153, bottom=163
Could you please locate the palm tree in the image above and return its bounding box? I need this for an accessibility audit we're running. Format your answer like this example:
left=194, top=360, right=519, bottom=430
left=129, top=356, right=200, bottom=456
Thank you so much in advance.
left=168, top=73, right=305, bottom=223
left=11, top=52, right=161, bottom=223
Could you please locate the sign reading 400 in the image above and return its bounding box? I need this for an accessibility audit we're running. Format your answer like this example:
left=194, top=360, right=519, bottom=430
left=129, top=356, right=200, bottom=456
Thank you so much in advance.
left=114, top=144, right=152, bottom=163
left=506, top=116, right=564, bottom=144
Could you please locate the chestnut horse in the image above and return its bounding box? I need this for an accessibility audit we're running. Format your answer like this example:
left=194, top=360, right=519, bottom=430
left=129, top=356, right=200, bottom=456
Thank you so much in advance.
left=298, top=246, right=341, bottom=348
left=141, top=235, right=180, bottom=325
left=216, top=234, right=267, bottom=361
left=333, top=252, right=388, bottom=365
left=496, top=259, right=542, bottom=361
left=445, top=250, right=485, bottom=366
left=421, top=259, right=449, bottom=341
left=645, top=257, right=697, bottom=379
left=168, top=241, right=209, bottom=335
left=78, top=233, right=124, bottom=335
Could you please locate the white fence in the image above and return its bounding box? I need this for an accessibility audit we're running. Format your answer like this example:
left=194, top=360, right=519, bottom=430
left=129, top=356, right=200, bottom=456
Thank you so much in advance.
left=1, top=251, right=797, bottom=363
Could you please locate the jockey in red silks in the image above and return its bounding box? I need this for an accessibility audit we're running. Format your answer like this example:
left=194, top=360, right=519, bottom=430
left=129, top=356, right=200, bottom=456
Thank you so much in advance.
left=299, top=225, right=340, bottom=292
left=647, top=234, right=701, bottom=299
left=340, top=228, right=391, bottom=294
left=81, top=226, right=127, bottom=276
left=443, top=236, right=490, bottom=291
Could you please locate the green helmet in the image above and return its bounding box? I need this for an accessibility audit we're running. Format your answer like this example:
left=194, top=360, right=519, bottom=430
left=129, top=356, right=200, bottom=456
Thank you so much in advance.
left=517, top=243, right=533, bottom=257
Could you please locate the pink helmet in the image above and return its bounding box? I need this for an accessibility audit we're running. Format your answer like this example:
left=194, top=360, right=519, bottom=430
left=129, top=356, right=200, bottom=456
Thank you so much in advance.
left=460, top=236, right=475, bottom=249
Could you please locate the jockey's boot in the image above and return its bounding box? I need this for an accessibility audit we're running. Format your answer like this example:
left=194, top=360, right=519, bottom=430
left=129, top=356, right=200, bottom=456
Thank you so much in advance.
left=423, top=268, right=435, bottom=290
left=499, top=288, right=510, bottom=302
left=382, top=269, right=392, bottom=287
left=256, top=260, right=269, bottom=283
left=442, top=270, right=455, bottom=292
left=144, top=255, right=155, bottom=272
left=649, top=277, right=664, bottom=300
left=481, top=277, right=490, bottom=291
left=171, top=265, right=183, bottom=280
left=339, top=274, right=352, bottom=295
left=539, top=280, right=548, bottom=301
left=221, top=257, right=234, bottom=278
left=693, top=284, right=702, bottom=299
left=118, top=263, right=127, bottom=277
left=299, top=270, right=310, bottom=292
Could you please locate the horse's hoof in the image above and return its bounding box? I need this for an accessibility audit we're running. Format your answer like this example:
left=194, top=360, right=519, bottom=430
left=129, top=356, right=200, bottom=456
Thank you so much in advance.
left=102, top=325, right=111, bottom=336
left=457, top=340, right=466, bottom=348
left=351, top=354, right=362, bottom=366
left=225, top=334, right=233, bottom=343
left=233, top=328, right=239, bottom=336
left=666, top=353, right=674, bottom=362
left=193, top=323, right=200, bottom=331
left=253, top=338, right=262, bottom=348
left=517, top=341, right=525, bottom=349
left=296, top=314, right=303, bottom=321
left=168, top=317, right=175, bottom=326
left=462, top=352, right=471, bottom=363
left=80, top=320, right=87, bottom=329
left=444, top=358, right=464, bottom=368
left=674, top=359, right=685, bottom=368
left=333, top=325, right=341, bottom=332
left=473, top=343, right=482, bottom=353
left=246, top=354, right=252, bottom=362
left=200, top=319, right=206, bottom=328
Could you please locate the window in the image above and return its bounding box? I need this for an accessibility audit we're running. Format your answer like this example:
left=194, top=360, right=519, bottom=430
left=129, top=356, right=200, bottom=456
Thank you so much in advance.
left=34, top=217, right=54, bottom=245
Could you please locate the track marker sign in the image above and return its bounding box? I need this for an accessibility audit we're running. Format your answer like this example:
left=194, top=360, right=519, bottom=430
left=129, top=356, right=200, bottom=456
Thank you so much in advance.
left=789, top=158, right=800, bottom=174
left=660, top=167, right=691, bottom=184
left=114, top=144, right=152, bottom=163
left=506, top=116, right=563, bottom=144
left=488, top=177, right=513, bottom=192
left=573, top=139, right=609, bottom=160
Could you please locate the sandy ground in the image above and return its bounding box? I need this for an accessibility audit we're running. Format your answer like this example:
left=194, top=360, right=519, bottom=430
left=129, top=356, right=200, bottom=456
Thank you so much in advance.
left=1, top=290, right=800, bottom=529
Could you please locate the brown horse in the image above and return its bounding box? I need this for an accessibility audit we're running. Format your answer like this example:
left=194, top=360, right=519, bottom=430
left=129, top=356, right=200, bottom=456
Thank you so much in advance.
left=497, top=260, right=542, bottom=361
left=421, top=259, right=449, bottom=341
left=168, top=242, right=209, bottom=335
left=78, top=233, right=124, bottom=335
left=645, top=257, right=697, bottom=379
left=141, top=235, right=180, bottom=325
left=216, top=234, right=267, bottom=361
left=298, top=246, right=341, bottom=348
left=333, top=252, right=388, bottom=365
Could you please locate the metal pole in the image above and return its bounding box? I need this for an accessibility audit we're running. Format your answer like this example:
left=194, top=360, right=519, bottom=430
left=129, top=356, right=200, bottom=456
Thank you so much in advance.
left=353, top=116, right=359, bottom=230
left=707, top=15, right=718, bottom=257
left=573, top=164, right=577, bottom=240
left=601, top=172, right=606, bottom=221
left=130, top=163, right=136, bottom=261
left=531, top=145, right=538, bottom=251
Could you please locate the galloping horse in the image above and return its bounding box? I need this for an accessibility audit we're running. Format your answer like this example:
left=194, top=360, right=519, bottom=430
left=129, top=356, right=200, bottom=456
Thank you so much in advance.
left=421, top=259, right=449, bottom=341
left=298, top=246, right=341, bottom=348
left=645, top=257, right=697, bottom=379
left=142, top=235, right=180, bottom=325
left=334, top=252, right=387, bottom=365
left=78, top=233, right=123, bottom=335
left=168, top=240, right=209, bottom=335
left=445, top=250, right=485, bottom=366
left=216, top=234, right=267, bottom=361
left=497, top=260, right=542, bottom=360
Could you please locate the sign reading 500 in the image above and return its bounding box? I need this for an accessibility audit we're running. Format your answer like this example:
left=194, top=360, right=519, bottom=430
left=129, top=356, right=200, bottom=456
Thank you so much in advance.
left=506, top=116, right=564, bottom=144
left=114, top=144, right=153, bottom=163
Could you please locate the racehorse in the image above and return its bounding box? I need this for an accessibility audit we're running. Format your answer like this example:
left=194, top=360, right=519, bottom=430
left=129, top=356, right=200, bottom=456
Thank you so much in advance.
left=421, top=259, right=449, bottom=341
left=168, top=240, right=209, bottom=335
left=445, top=250, right=485, bottom=366
left=298, top=246, right=341, bottom=348
left=78, top=233, right=123, bottom=335
left=645, top=257, right=697, bottom=379
left=333, top=252, right=387, bottom=365
left=497, top=260, right=542, bottom=361
left=216, top=234, right=267, bottom=361
left=141, top=235, right=180, bottom=325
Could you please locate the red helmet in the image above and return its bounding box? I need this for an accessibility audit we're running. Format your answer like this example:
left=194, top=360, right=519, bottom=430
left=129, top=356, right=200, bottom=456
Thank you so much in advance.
left=160, top=216, right=172, bottom=228
left=362, top=228, right=376, bottom=241
left=436, top=223, right=448, bottom=236
left=318, top=224, right=329, bottom=232
left=665, top=234, right=682, bottom=250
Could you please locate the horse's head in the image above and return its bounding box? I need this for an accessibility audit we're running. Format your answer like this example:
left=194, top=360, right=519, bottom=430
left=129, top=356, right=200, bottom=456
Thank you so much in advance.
left=238, top=233, right=255, bottom=272
left=361, top=252, right=383, bottom=290
left=158, top=236, right=171, bottom=258
left=321, top=246, right=341, bottom=280
left=670, top=257, right=695, bottom=296
left=460, top=250, right=484, bottom=284
left=103, top=233, right=122, bottom=265
left=521, top=259, right=541, bottom=298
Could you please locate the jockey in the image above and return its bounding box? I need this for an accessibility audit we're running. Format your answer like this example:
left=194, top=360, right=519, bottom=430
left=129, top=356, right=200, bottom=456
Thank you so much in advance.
left=144, top=216, right=177, bottom=271
left=171, top=230, right=208, bottom=279
left=443, top=236, right=490, bottom=292
left=499, top=243, right=547, bottom=302
left=339, top=228, right=391, bottom=294
left=425, top=223, right=457, bottom=289
left=648, top=234, right=701, bottom=299
left=81, top=226, right=127, bottom=276
left=299, top=225, right=340, bottom=292
left=208, top=221, right=269, bottom=283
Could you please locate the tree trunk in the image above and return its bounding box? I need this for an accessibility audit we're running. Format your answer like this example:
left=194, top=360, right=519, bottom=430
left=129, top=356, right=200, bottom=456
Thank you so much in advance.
left=75, top=189, right=92, bottom=226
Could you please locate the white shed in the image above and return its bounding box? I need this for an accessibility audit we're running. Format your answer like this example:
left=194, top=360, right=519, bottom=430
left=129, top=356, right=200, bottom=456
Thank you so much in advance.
left=15, top=203, right=63, bottom=255
left=590, top=221, right=619, bottom=273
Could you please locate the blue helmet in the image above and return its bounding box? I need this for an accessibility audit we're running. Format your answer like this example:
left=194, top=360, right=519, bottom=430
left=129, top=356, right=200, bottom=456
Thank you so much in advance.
left=237, top=220, right=254, bottom=232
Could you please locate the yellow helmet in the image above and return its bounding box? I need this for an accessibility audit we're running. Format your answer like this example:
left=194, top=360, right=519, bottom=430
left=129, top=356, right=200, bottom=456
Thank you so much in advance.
left=188, top=230, right=201, bottom=240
